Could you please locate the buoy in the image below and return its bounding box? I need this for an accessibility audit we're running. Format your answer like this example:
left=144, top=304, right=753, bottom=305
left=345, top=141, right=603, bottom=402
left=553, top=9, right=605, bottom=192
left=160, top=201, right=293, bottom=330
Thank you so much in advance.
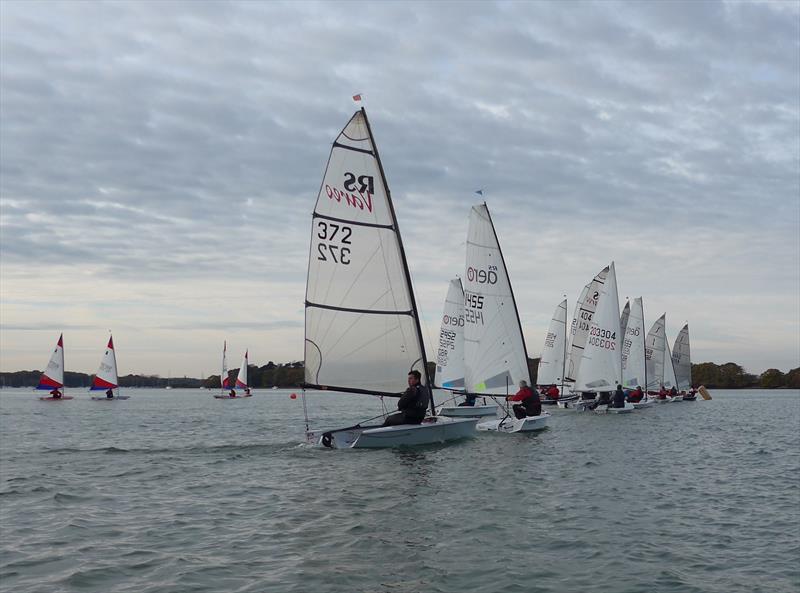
left=290, top=393, right=297, bottom=399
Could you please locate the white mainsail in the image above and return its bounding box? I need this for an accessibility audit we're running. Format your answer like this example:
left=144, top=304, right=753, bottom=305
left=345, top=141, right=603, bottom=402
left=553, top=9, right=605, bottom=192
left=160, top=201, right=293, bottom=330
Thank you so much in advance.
left=672, top=324, right=691, bottom=391
left=221, top=341, right=231, bottom=390
left=235, top=350, right=249, bottom=389
left=574, top=262, right=621, bottom=392
left=645, top=314, right=666, bottom=391
left=536, top=299, right=568, bottom=387
left=664, top=338, right=678, bottom=390
left=620, top=300, right=631, bottom=337
left=463, top=203, right=530, bottom=395
left=90, top=336, right=119, bottom=391
left=36, top=334, right=65, bottom=390
left=304, top=109, right=429, bottom=396
left=436, top=278, right=465, bottom=389
left=565, top=266, right=610, bottom=383
left=621, top=297, right=646, bottom=389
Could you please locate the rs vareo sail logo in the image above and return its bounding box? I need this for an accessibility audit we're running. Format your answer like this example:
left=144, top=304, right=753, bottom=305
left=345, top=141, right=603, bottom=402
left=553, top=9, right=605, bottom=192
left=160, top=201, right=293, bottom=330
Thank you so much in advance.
left=325, top=172, right=375, bottom=213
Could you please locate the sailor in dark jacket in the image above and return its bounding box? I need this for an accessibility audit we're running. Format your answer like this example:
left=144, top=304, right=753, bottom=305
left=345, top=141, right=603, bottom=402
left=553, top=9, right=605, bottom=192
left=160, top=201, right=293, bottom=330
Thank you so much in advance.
left=382, top=370, right=430, bottom=426
left=612, top=384, right=626, bottom=408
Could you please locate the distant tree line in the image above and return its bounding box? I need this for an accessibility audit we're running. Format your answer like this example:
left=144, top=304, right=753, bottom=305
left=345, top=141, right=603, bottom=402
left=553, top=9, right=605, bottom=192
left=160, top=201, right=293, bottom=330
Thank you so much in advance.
left=1, top=360, right=798, bottom=390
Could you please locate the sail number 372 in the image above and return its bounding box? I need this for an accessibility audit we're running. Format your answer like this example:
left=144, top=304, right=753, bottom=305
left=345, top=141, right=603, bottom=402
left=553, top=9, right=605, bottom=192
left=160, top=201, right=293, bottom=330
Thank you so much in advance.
left=317, top=221, right=352, bottom=265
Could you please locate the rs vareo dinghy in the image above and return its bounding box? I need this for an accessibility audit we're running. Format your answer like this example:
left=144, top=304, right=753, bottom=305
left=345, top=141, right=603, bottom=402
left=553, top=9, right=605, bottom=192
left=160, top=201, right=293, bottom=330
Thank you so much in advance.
left=302, top=108, right=477, bottom=448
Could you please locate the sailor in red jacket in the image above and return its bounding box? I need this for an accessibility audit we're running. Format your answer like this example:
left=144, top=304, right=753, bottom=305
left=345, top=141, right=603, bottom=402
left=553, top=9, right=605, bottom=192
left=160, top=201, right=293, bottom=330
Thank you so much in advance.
left=545, top=384, right=560, bottom=401
left=507, top=380, right=542, bottom=419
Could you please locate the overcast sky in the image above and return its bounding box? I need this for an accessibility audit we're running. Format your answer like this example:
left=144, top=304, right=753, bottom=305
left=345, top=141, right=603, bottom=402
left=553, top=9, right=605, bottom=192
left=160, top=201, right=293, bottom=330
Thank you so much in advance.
left=1, top=0, right=798, bottom=378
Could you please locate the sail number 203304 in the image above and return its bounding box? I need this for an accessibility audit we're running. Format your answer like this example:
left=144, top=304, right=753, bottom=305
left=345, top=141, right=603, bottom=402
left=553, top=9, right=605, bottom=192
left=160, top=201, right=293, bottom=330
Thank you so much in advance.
left=317, top=221, right=352, bottom=265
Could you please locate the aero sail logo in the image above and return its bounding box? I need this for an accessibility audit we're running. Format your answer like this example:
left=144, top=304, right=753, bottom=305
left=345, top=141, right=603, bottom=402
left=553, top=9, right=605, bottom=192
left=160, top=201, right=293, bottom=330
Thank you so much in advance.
left=326, top=172, right=375, bottom=212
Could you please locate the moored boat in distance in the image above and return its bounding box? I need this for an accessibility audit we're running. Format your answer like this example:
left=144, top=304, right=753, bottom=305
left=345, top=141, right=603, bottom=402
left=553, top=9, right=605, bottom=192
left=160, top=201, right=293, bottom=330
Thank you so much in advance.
left=36, top=334, right=72, bottom=400
left=302, top=107, right=477, bottom=448
left=90, top=335, right=129, bottom=400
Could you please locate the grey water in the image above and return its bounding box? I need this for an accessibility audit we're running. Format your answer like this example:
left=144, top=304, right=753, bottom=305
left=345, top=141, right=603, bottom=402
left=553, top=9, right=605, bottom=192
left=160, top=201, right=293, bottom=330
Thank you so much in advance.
left=0, top=388, right=798, bottom=593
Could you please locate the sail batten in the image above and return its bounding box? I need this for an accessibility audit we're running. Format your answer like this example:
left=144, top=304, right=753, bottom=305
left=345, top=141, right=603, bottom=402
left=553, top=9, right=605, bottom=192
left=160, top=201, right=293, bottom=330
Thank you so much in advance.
left=304, top=109, right=429, bottom=397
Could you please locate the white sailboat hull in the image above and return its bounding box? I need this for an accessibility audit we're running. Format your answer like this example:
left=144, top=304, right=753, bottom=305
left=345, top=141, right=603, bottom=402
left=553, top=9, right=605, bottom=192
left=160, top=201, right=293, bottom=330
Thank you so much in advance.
left=477, top=412, right=550, bottom=433
left=631, top=399, right=652, bottom=409
left=595, top=402, right=635, bottom=414
left=90, top=395, right=130, bottom=400
left=670, top=395, right=684, bottom=402
left=437, top=404, right=497, bottom=418
left=312, top=416, right=478, bottom=449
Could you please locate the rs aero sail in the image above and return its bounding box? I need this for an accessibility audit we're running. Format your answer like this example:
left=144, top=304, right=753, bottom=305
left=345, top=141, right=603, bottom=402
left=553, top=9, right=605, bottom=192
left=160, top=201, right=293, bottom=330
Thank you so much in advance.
left=462, top=202, right=549, bottom=432
left=302, top=108, right=478, bottom=448
left=435, top=278, right=497, bottom=418
left=90, top=335, right=129, bottom=400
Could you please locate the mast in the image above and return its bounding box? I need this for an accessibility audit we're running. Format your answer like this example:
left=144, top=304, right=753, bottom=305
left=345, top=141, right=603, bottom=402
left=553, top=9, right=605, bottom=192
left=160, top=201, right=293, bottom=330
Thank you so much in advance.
left=561, top=296, right=567, bottom=394
left=483, top=202, right=532, bottom=384
left=360, top=108, right=435, bottom=415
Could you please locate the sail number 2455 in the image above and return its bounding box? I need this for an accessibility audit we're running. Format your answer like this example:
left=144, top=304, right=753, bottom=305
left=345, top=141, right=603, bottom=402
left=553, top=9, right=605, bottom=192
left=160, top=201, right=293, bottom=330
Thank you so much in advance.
left=317, top=221, right=352, bottom=265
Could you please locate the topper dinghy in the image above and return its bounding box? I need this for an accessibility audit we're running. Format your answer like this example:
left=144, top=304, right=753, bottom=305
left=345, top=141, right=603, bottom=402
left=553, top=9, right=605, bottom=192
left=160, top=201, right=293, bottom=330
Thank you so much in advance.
left=214, top=341, right=240, bottom=399
left=90, top=335, right=128, bottom=399
left=302, top=108, right=477, bottom=448
left=37, top=334, right=72, bottom=400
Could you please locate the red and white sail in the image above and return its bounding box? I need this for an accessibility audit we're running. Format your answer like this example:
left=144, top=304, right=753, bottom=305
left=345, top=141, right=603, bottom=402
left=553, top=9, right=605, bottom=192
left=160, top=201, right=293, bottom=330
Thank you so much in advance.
left=235, top=350, right=249, bottom=389
left=90, top=335, right=119, bottom=390
left=36, top=334, right=65, bottom=390
left=221, top=341, right=231, bottom=390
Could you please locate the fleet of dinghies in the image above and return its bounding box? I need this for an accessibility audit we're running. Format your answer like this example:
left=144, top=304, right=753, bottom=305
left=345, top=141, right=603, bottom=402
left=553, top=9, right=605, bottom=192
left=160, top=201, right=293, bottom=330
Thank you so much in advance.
left=30, top=106, right=710, bottom=445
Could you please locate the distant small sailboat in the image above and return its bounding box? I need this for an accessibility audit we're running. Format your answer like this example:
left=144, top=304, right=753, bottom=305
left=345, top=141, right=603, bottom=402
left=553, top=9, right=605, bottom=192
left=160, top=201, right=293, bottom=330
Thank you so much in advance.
left=564, top=265, right=610, bottom=391
left=621, top=297, right=651, bottom=408
left=214, top=341, right=240, bottom=399
left=37, top=334, right=72, bottom=400
left=672, top=324, right=694, bottom=399
left=536, top=298, right=568, bottom=405
left=234, top=350, right=253, bottom=397
left=90, top=335, right=129, bottom=400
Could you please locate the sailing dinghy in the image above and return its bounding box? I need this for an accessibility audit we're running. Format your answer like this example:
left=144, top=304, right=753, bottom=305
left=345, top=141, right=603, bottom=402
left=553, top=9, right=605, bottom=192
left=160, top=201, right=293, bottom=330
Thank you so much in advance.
left=436, top=278, right=497, bottom=418
left=454, top=203, right=549, bottom=433
left=558, top=265, right=610, bottom=407
left=213, top=341, right=239, bottom=399
left=90, top=335, right=129, bottom=399
left=621, top=298, right=651, bottom=408
left=672, top=324, right=694, bottom=400
left=645, top=314, right=673, bottom=402
left=536, top=298, right=568, bottom=406
left=302, top=108, right=477, bottom=448
left=36, top=334, right=72, bottom=400
left=665, top=339, right=682, bottom=401
left=573, top=263, right=633, bottom=414
left=234, top=350, right=253, bottom=397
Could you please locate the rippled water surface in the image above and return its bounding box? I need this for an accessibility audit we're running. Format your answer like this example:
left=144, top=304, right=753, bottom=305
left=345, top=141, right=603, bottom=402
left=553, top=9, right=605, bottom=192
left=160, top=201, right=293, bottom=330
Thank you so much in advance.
left=1, top=388, right=798, bottom=593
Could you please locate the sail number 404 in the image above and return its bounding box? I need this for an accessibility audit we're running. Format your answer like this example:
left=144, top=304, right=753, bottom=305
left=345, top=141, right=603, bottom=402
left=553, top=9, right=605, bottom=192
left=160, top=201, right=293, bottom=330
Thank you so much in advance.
left=317, top=221, right=352, bottom=265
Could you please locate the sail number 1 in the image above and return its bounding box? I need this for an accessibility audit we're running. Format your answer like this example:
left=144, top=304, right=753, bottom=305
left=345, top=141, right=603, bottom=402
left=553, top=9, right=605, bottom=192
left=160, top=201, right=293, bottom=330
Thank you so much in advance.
left=317, top=221, right=352, bottom=265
